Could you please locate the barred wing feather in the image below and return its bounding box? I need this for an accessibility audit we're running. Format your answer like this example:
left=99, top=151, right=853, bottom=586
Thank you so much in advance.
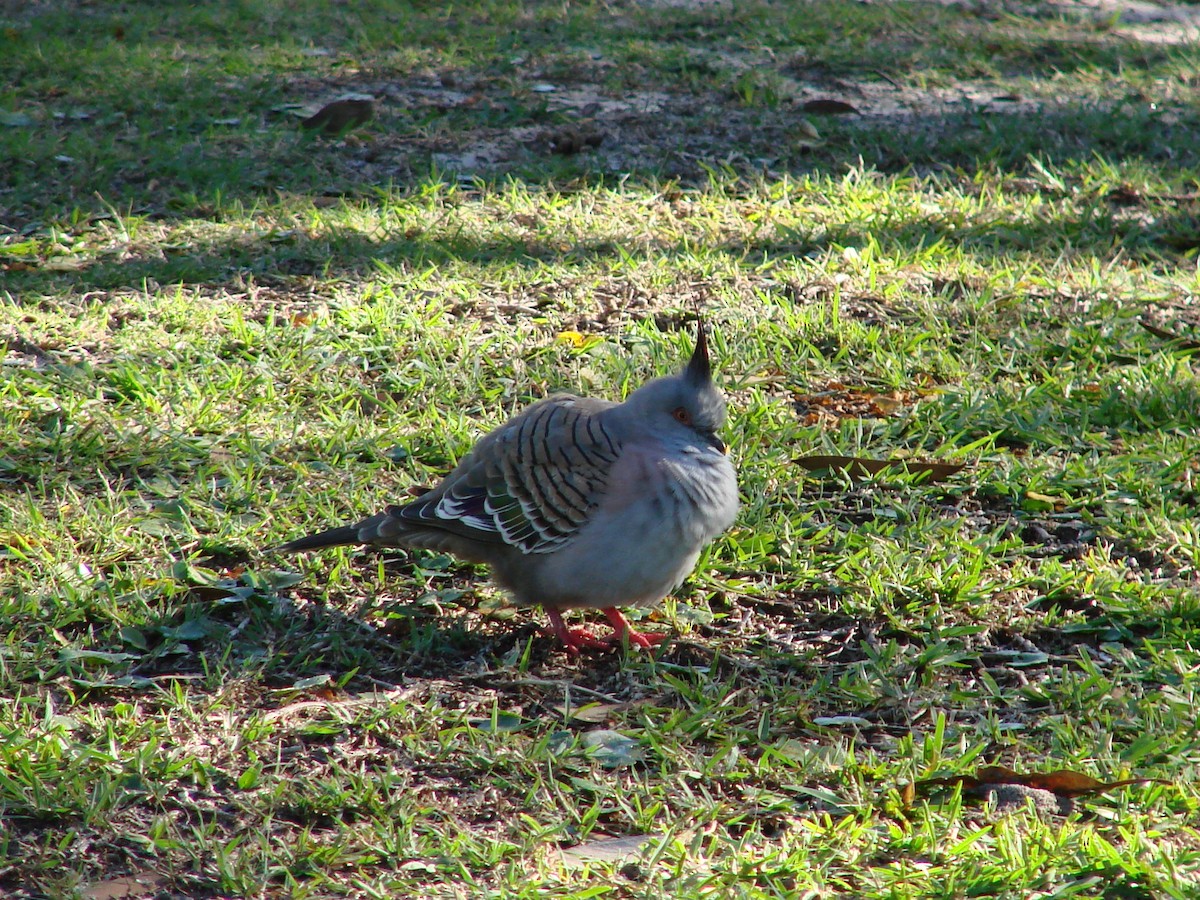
left=394, top=397, right=619, bottom=554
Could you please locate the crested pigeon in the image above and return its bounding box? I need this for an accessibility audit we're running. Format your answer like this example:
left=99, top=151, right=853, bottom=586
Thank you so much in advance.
left=276, top=320, right=738, bottom=654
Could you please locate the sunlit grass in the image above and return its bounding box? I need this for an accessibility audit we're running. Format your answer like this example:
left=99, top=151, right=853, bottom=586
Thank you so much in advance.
left=3, top=0, right=1200, bottom=896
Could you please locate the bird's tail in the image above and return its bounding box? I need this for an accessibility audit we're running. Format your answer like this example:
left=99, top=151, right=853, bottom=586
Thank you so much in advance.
left=273, top=524, right=363, bottom=553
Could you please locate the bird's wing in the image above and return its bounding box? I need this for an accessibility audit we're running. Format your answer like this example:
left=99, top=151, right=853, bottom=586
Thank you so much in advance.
left=389, top=395, right=621, bottom=554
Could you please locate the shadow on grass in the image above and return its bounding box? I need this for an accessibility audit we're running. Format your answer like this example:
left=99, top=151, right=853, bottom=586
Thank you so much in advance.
left=97, top=553, right=763, bottom=689
left=6, top=173, right=1197, bottom=299
left=3, top=0, right=1199, bottom=247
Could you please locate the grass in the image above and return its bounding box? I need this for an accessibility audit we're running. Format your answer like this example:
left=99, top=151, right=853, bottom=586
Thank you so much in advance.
left=3, top=0, right=1200, bottom=896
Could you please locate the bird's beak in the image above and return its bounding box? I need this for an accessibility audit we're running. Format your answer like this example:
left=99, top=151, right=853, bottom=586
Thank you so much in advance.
left=707, top=433, right=727, bottom=454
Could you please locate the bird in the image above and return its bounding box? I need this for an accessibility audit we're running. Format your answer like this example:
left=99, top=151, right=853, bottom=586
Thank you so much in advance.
left=276, top=319, right=738, bottom=654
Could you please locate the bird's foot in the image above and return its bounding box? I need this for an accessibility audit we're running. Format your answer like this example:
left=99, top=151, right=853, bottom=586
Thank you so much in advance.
left=544, top=608, right=610, bottom=655
left=544, top=607, right=666, bottom=654
left=602, top=608, right=666, bottom=651
left=560, top=627, right=616, bottom=655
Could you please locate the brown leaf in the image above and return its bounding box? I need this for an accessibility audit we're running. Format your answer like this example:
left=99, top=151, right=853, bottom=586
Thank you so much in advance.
left=81, top=872, right=165, bottom=900
left=914, top=774, right=981, bottom=795
left=1139, top=319, right=1200, bottom=352
left=870, top=396, right=904, bottom=415
left=917, top=766, right=1170, bottom=801
left=977, top=766, right=1167, bottom=798
left=802, top=98, right=859, bottom=115
left=301, top=98, right=375, bottom=135
left=795, top=455, right=966, bottom=482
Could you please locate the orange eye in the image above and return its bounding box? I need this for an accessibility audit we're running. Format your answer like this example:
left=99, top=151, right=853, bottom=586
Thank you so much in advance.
left=672, top=407, right=692, bottom=425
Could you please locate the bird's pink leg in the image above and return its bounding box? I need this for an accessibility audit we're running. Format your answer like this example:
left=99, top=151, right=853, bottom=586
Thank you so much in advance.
left=544, top=607, right=611, bottom=655
left=602, top=607, right=666, bottom=650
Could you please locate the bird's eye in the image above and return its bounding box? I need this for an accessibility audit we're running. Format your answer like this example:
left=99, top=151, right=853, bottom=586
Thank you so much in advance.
left=672, top=406, right=692, bottom=425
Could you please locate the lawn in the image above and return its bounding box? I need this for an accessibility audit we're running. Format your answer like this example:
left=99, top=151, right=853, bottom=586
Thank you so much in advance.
left=2, top=0, right=1200, bottom=897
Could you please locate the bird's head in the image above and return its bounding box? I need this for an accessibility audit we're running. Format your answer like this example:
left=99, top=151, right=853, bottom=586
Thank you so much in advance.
left=620, top=319, right=728, bottom=453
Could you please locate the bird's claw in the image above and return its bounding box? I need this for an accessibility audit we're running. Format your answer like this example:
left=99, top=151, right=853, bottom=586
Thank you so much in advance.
left=622, top=629, right=667, bottom=649
left=555, top=627, right=615, bottom=655
left=544, top=607, right=666, bottom=654
left=602, top=607, right=666, bottom=651
left=548, top=626, right=665, bottom=654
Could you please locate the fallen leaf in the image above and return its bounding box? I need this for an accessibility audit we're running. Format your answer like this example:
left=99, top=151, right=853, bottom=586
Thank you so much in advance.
left=42, top=255, right=87, bottom=271
left=812, top=715, right=873, bottom=728
left=301, top=97, right=375, bottom=135
left=468, top=713, right=527, bottom=732
left=796, top=117, right=821, bottom=141
left=1021, top=490, right=1065, bottom=512
left=397, top=859, right=438, bottom=874
left=70, top=674, right=155, bottom=690
left=556, top=330, right=603, bottom=350
left=581, top=730, right=643, bottom=767
left=291, top=673, right=333, bottom=691
left=557, top=330, right=587, bottom=348
left=81, top=871, right=166, bottom=900
left=120, top=626, right=149, bottom=651
left=976, top=766, right=1167, bottom=798
left=255, top=570, right=305, bottom=591
left=58, top=649, right=137, bottom=666
left=916, top=765, right=1170, bottom=801
left=914, top=774, right=982, bottom=793
left=870, top=396, right=904, bottom=415
left=1139, top=319, right=1200, bottom=352
left=983, top=649, right=1049, bottom=667
left=795, top=455, right=966, bottom=482
left=801, top=98, right=859, bottom=115
left=0, top=110, right=34, bottom=127
left=556, top=701, right=626, bottom=724
left=158, top=619, right=210, bottom=641
left=185, top=583, right=254, bottom=604
left=559, top=834, right=651, bottom=868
